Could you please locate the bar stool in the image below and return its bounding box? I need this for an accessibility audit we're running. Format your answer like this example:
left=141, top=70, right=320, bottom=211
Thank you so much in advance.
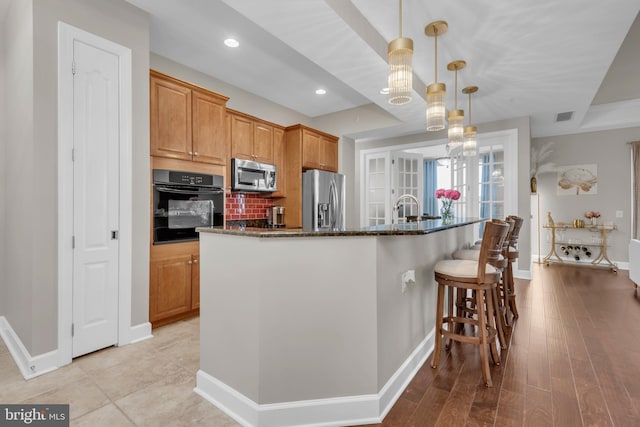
left=451, top=218, right=515, bottom=349
left=432, top=220, right=510, bottom=387
left=504, top=215, right=523, bottom=325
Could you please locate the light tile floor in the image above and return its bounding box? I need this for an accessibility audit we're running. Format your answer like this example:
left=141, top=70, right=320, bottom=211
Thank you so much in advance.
left=0, top=317, right=240, bottom=426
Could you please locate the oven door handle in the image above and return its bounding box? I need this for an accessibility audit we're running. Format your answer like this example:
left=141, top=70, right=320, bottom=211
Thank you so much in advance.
left=155, top=185, right=224, bottom=195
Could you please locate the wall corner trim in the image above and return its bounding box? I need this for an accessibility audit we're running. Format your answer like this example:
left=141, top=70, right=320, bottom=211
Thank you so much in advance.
left=194, top=330, right=435, bottom=427
left=0, top=316, right=59, bottom=380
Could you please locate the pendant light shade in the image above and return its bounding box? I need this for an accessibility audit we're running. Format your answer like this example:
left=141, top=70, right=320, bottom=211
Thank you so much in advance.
left=388, top=0, right=413, bottom=105
left=446, top=60, right=466, bottom=153
left=462, top=86, right=478, bottom=157
left=425, top=21, right=448, bottom=131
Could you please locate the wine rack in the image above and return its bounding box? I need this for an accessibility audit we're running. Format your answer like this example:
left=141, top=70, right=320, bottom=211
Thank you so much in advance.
left=542, top=224, right=617, bottom=272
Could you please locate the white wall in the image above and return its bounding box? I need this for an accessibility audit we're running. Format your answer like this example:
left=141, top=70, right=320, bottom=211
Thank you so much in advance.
left=3, top=0, right=35, bottom=351
left=1, top=0, right=149, bottom=357
left=0, top=4, right=7, bottom=317
left=534, top=127, right=640, bottom=263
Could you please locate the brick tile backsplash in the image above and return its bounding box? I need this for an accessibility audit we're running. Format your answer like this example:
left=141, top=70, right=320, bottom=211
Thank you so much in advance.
left=225, top=192, right=274, bottom=220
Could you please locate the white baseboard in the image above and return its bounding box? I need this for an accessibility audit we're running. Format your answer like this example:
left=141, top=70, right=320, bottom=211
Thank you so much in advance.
left=194, top=331, right=435, bottom=427
left=126, top=322, right=153, bottom=345
left=0, top=316, right=59, bottom=380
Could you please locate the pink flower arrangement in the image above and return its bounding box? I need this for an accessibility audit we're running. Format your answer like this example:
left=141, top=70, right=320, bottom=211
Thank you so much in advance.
left=435, top=188, right=461, bottom=201
left=584, top=211, right=600, bottom=219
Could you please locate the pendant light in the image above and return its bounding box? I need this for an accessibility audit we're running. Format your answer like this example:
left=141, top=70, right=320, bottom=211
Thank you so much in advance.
left=462, top=85, right=478, bottom=157
left=425, top=21, right=448, bottom=131
left=388, top=0, right=413, bottom=105
left=446, top=60, right=466, bottom=154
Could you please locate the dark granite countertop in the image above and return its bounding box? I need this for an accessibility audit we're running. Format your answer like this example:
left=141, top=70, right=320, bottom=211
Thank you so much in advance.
left=197, top=218, right=483, bottom=238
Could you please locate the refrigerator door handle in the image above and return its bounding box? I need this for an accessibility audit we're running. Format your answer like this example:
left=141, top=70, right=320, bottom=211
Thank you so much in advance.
left=329, top=180, right=338, bottom=230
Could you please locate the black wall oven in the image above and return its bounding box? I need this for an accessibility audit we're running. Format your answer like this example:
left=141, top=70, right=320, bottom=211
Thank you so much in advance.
left=153, top=169, right=224, bottom=244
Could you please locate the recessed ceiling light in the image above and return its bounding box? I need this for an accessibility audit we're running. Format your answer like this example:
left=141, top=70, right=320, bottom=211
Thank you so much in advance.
left=379, top=87, right=390, bottom=95
left=224, top=38, right=239, bottom=48
left=315, top=89, right=327, bottom=95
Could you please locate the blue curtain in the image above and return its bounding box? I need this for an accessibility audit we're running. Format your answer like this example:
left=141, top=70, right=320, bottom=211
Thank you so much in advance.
left=479, top=153, right=492, bottom=235
left=423, top=160, right=438, bottom=216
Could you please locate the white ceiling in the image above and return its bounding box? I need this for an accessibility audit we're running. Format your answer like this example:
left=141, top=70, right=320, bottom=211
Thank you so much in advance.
left=127, top=0, right=640, bottom=140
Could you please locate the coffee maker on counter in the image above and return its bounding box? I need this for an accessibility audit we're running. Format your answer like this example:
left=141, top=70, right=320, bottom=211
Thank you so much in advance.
left=266, top=206, right=285, bottom=228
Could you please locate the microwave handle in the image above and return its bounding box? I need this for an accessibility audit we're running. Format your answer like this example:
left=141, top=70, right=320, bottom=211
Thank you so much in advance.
left=155, top=185, right=223, bottom=195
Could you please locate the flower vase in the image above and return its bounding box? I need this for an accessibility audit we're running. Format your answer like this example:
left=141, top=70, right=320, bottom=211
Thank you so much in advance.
left=590, top=217, right=597, bottom=227
left=441, top=205, right=454, bottom=224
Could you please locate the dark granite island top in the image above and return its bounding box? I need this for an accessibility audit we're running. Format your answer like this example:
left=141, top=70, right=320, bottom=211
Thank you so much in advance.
left=197, top=217, right=483, bottom=238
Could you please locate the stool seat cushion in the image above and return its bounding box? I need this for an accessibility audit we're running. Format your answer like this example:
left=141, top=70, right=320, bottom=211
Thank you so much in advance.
left=452, top=248, right=505, bottom=261
left=434, top=259, right=500, bottom=278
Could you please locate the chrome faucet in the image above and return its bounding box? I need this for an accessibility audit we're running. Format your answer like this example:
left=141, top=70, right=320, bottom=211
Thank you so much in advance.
left=393, top=194, right=421, bottom=224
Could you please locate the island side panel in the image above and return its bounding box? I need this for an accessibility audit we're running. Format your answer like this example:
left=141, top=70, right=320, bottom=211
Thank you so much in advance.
left=200, top=233, right=261, bottom=402
left=375, top=224, right=474, bottom=389
left=257, top=236, right=378, bottom=404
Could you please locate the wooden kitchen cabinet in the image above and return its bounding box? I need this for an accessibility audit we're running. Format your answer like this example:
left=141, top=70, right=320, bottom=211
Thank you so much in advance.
left=229, top=110, right=276, bottom=163
left=283, top=124, right=340, bottom=227
left=191, top=255, right=200, bottom=309
left=150, top=70, right=229, bottom=165
left=269, top=127, right=286, bottom=198
left=301, top=127, right=338, bottom=172
left=192, top=89, right=228, bottom=165
left=149, top=250, right=200, bottom=327
left=150, top=73, right=192, bottom=161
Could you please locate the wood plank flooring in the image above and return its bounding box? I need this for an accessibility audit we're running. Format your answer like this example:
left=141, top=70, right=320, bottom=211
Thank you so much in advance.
left=356, top=263, right=640, bottom=427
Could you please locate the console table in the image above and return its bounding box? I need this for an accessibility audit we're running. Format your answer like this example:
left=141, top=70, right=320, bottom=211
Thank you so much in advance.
left=542, top=224, right=617, bottom=272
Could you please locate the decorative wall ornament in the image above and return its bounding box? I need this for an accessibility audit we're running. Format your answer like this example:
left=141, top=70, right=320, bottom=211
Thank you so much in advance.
left=556, top=164, right=598, bottom=195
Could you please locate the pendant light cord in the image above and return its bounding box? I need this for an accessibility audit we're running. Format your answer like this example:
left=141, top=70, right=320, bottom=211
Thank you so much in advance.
left=399, top=0, right=402, bottom=37
left=454, top=69, right=458, bottom=109
left=434, top=30, right=438, bottom=83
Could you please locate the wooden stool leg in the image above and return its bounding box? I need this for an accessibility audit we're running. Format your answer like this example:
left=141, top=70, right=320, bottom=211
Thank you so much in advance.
left=447, top=286, right=457, bottom=348
left=431, top=282, right=445, bottom=369
left=507, top=261, right=519, bottom=320
left=502, top=263, right=513, bottom=326
left=476, top=289, right=493, bottom=387
left=492, top=286, right=507, bottom=349
left=485, top=287, right=501, bottom=366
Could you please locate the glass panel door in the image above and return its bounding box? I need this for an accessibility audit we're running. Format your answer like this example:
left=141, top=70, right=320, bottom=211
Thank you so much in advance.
left=392, top=151, right=423, bottom=221
left=363, top=152, right=390, bottom=226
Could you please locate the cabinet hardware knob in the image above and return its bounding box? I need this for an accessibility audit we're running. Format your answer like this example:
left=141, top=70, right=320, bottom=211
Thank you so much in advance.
left=188, top=260, right=193, bottom=265
left=194, top=152, right=198, bottom=156
left=188, top=151, right=193, bottom=156
left=193, top=259, right=199, bottom=264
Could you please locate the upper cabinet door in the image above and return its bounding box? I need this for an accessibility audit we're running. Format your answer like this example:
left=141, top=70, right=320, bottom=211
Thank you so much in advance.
left=230, top=113, right=254, bottom=161
left=253, top=121, right=274, bottom=163
left=150, top=75, right=192, bottom=160
left=192, top=90, right=228, bottom=165
left=270, top=127, right=286, bottom=197
left=320, top=136, right=338, bottom=172
left=301, top=129, right=321, bottom=170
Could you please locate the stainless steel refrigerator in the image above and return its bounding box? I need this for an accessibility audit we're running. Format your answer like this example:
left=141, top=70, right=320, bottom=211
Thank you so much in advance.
left=302, top=169, right=346, bottom=231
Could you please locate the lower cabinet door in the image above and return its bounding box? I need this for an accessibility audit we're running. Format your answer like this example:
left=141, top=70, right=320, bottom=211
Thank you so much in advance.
left=150, top=254, right=193, bottom=322
left=191, top=254, right=200, bottom=309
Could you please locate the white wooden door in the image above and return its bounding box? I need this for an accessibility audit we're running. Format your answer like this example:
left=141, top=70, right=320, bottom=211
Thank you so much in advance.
left=362, top=152, right=391, bottom=226
left=72, top=39, right=120, bottom=357
left=392, top=151, right=423, bottom=220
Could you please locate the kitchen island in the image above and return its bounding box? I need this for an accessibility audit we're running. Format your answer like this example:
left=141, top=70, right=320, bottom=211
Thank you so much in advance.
left=195, top=218, right=482, bottom=427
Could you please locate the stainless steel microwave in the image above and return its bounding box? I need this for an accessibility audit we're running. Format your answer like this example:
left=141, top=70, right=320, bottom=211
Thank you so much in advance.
left=231, top=158, right=277, bottom=193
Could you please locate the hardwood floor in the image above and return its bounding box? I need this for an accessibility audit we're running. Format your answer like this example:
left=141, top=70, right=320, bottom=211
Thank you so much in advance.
left=356, top=263, right=640, bottom=427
